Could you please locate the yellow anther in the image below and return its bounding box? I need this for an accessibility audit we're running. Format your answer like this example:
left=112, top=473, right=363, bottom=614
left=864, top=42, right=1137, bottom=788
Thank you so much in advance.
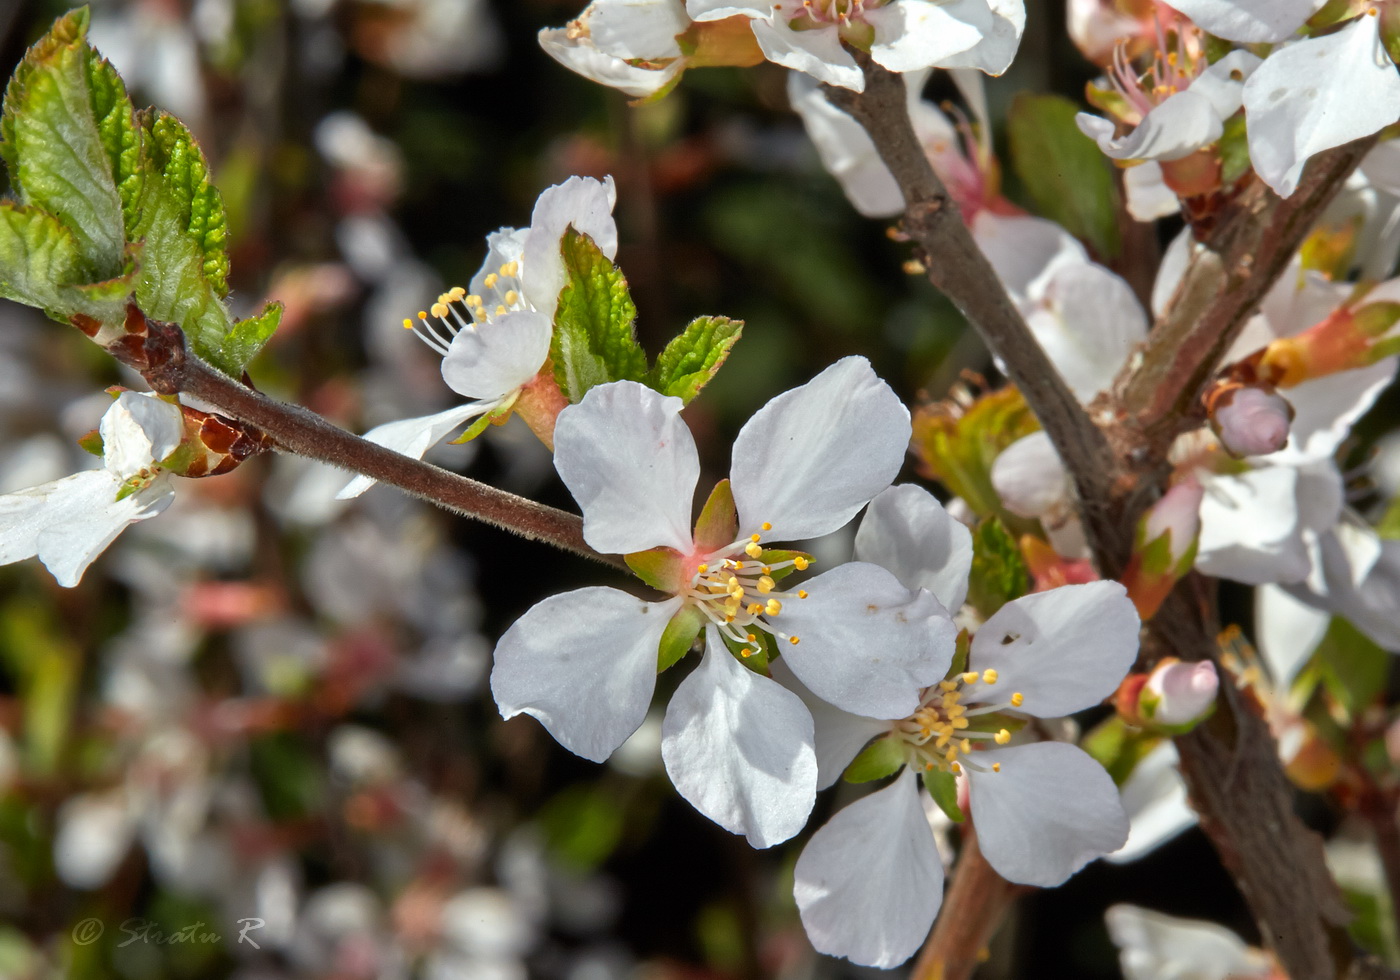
left=431, top=302, right=449, bottom=318
left=495, top=304, right=507, bottom=315
left=467, top=294, right=483, bottom=308
left=747, top=603, right=763, bottom=616
left=939, top=681, right=958, bottom=692
left=448, top=285, right=466, bottom=300
left=994, top=729, right=1011, bottom=745
left=788, top=635, right=801, bottom=645
left=982, top=668, right=999, bottom=685
left=961, top=738, right=971, bottom=753
left=483, top=273, right=499, bottom=289
left=739, top=647, right=754, bottom=658
left=745, top=542, right=763, bottom=558
left=951, top=762, right=962, bottom=774
left=417, top=310, right=428, bottom=320
left=402, top=318, right=414, bottom=330
left=727, top=575, right=739, bottom=588
left=747, top=633, right=757, bottom=642
left=793, top=556, right=810, bottom=570
left=961, top=671, right=980, bottom=685
left=944, top=746, right=959, bottom=762
left=696, top=564, right=708, bottom=574
left=761, top=566, right=772, bottom=575
left=758, top=576, right=776, bottom=594
left=761, top=522, right=772, bottom=531
left=504, top=289, right=520, bottom=305
left=1011, top=692, right=1024, bottom=708
left=797, top=590, right=808, bottom=599
left=953, top=718, right=969, bottom=730
left=935, top=732, right=951, bottom=749
left=992, top=762, right=1001, bottom=773
left=501, top=261, right=519, bottom=277
left=765, top=599, right=782, bottom=616
left=750, top=533, right=762, bottom=543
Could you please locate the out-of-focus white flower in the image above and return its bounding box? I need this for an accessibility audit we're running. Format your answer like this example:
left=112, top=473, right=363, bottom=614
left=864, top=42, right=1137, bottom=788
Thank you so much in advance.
left=539, top=0, right=690, bottom=99
left=1106, top=741, right=1197, bottom=863
left=0, top=392, right=184, bottom=587
left=1161, top=0, right=1323, bottom=44
left=687, top=0, right=1026, bottom=90
left=1106, top=904, right=1273, bottom=980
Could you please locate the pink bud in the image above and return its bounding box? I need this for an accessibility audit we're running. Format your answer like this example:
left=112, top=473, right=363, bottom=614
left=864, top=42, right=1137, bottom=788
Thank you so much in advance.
left=1211, top=386, right=1294, bottom=458
left=1142, top=660, right=1218, bottom=727
left=1142, top=477, right=1204, bottom=567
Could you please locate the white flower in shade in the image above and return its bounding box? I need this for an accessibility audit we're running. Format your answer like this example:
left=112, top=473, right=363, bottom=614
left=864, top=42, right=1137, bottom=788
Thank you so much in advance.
left=539, top=0, right=689, bottom=99
left=1106, top=904, right=1273, bottom=980
left=686, top=0, right=1025, bottom=91
left=781, top=489, right=1138, bottom=967
left=339, top=176, right=618, bottom=498
left=1076, top=48, right=1260, bottom=163
left=490, top=358, right=959, bottom=847
left=1161, top=0, right=1322, bottom=44
left=1241, top=15, right=1400, bottom=198
left=1105, top=741, right=1197, bottom=864
left=0, top=392, right=184, bottom=587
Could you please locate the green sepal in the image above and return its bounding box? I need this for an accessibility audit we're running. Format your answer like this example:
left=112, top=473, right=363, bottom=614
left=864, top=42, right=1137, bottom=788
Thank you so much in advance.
left=1315, top=616, right=1387, bottom=720
left=960, top=711, right=1026, bottom=739
left=1007, top=92, right=1121, bottom=258
left=551, top=228, right=648, bottom=402
left=1354, top=301, right=1400, bottom=338
left=113, top=473, right=155, bottom=502
left=843, top=737, right=905, bottom=783
left=693, top=479, right=738, bottom=552
left=1135, top=528, right=1178, bottom=578
left=922, top=767, right=965, bottom=823
left=1218, top=112, right=1252, bottom=186
left=756, top=549, right=811, bottom=583
left=719, top=627, right=772, bottom=674
left=449, top=394, right=518, bottom=445
left=658, top=604, right=705, bottom=673
left=647, top=315, right=742, bottom=404
left=966, top=517, right=1030, bottom=617
left=1378, top=495, right=1400, bottom=540
left=625, top=546, right=685, bottom=593
left=0, top=7, right=127, bottom=279
left=1082, top=714, right=1158, bottom=785
left=946, top=629, right=970, bottom=679
left=77, top=428, right=103, bottom=457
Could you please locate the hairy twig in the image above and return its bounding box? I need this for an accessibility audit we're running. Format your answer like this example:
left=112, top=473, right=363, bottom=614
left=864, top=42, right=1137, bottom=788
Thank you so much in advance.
left=110, top=314, right=619, bottom=569
left=911, top=832, right=1027, bottom=980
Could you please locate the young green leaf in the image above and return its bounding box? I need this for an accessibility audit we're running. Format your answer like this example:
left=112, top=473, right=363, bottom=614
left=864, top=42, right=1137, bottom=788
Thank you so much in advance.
left=0, top=202, right=131, bottom=325
left=551, top=228, right=647, bottom=401
left=648, top=315, right=742, bottom=404
left=967, top=516, right=1031, bottom=617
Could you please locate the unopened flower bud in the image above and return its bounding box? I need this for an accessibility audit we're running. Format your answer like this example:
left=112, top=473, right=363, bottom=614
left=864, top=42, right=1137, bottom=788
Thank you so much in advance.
left=1207, top=383, right=1294, bottom=458
left=1140, top=659, right=1218, bottom=728
left=1120, top=478, right=1204, bottom=619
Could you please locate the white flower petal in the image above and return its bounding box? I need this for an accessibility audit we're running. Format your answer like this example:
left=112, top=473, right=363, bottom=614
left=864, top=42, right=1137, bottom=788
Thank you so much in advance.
left=771, top=658, right=888, bottom=789
left=990, top=431, right=1069, bottom=520
left=867, top=0, right=987, bottom=73
left=337, top=403, right=494, bottom=499
left=969, top=741, right=1129, bottom=886
left=1160, top=0, right=1321, bottom=43
left=1123, top=161, right=1180, bottom=221
left=554, top=381, right=699, bottom=554
left=793, top=769, right=943, bottom=969
left=1309, top=526, right=1400, bottom=651
left=539, top=27, right=683, bottom=99
left=970, top=581, right=1140, bottom=717
left=441, top=310, right=551, bottom=401
left=1106, top=742, right=1197, bottom=864
left=1243, top=17, right=1400, bottom=198
left=730, top=356, right=909, bottom=541
left=750, top=18, right=863, bottom=90
left=778, top=562, right=957, bottom=719
left=788, top=71, right=904, bottom=219
left=102, top=392, right=185, bottom=477
left=854, top=484, right=972, bottom=611
left=491, top=588, right=680, bottom=762
left=661, top=635, right=817, bottom=847
left=1272, top=358, right=1397, bottom=464
left=686, top=0, right=767, bottom=18
left=521, top=175, right=619, bottom=318
left=54, top=791, right=137, bottom=890
left=470, top=228, right=528, bottom=304
left=588, top=0, right=688, bottom=59
left=1196, top=466, right=1312, bottom=584
left=1026, top=263, right=1147, bottom=402
left=971, top=211, right=1088, bottom=312
left=933, top=0, right=1026, bottom=75
left=1255, top=584, right=1330, bottom=688
left=1106, top=904, right=1272, bottom=980
left=1078, top=91, right=1223, bottom=162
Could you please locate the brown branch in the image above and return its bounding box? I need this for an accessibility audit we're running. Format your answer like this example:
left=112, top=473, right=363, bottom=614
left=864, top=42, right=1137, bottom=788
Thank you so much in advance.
left=118, top=317, right=619, bottom=569
left=911, top=831, right=1027, bottom=980
left=824, top=58, right=1133, bottom=572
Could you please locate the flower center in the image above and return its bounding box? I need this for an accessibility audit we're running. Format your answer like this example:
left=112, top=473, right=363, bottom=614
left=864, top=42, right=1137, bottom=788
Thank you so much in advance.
left=401, top=261, right=530, bottom=355
left=1107, top=21, right=1203, bottom=121
left=786, top=0, right=885, bottom=41
left=680, top=524, right=812, bottom=656
left=894, top=671, right=1024, bottom=775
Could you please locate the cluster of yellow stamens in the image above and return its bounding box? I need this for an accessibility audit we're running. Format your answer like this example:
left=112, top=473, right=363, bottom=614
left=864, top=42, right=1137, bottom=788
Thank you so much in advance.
left=794, top=0, right=877, bottom=26
left=682, top=523, right=812, bottom=656
left=896, top=669, right=1024, bottom=776
left=401, top=260, right=527, bottom=355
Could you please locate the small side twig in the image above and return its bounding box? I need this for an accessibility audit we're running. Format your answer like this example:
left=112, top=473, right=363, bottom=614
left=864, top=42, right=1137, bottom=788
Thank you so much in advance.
left=911, top=830, right=1027, bottom=980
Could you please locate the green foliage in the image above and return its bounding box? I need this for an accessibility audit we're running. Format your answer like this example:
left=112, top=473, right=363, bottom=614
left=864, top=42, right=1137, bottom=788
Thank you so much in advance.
left=844, top=737, right=904, bottom=783
left=649, top=315, right=743, bottom=404
left=1380, top=495, right=1400, bottom=539
left=539, top=783, right=626, bottom=871
left=912, top=386, right=1040, bottom=526
left=966, top=516, right=1031, bottom=617
left=1218, top=112, right=1252, bottom=186
left=1315, top=616, right=1388, bottom=719
left=552, top=229, right=648, bottom=401
left=0, top=604, right=79, bottom=778
left=248, top=732, right=325, bottom=820
left=922, top=768, right=965, bottom=823
left=1007, top=92, right=1122, bottom=258
left=1082, top=714, right=1159, bottom=784
left=0, top=9, right=276, bottom=376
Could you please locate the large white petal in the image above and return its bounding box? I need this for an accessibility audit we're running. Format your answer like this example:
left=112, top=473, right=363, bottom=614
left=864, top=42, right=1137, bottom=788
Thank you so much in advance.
left=933, top=0, right=1026, bottom=75
left=969, top=581, right=1140, bottom=717
left=1078, top=91, right=1223, bottom=162
left=1105, top=742, right=1197, bottom=864
left=990, top=431, right=1069, bottom=520
left=771, top=659, right=889, bottom=790
left=1160, top=0, right=1321, bottom=43
left=793, top=769, right=943, bottom=968
left=1195, top=466, right=1311, bottom=584
left=539, top=28, right=683, bottom=99
left=588, top=0, right=688, bottom=59
left=102, top=392, right=185, bottom=478
left=1123, top=161, right=1180, bottom=221
left=750, top=18, right=863, bottom=90
left=1243, top=17, right=1400, bottom=198
left=778, top=562, right=957, bottom=719
left=1106, top=904, right=1272, bottom=980
left=969, top=741, right=1128, bottom=886
left=730, top=357, right=909, bottom=541
left=685, top=0, right=767, bottom=18
left=1271, top=358, right=1397, bottom=464
left=441, top=311, right=551, bottom=401
left=491, top=588, right=680, bottom=763
left=1025, top=263, right=1147, bottom=402
left=337, top=403, right=494, bottom=500
left=866, top=0, right=987, bottom=73
left=1255, top=584, right=1330, bottom=688
left=553, top=381, right=699, bottom=554
left=1310, top=526, right=1400, bottom=651
left=521, top=175, right=618, bottom=318
left=788, top=72, right=904, bottom=219
left=854, top=484, right=972, bottom=611
left=661, top=636, right=817, bottom=847
left=971, top=212, right=1088, bottom=312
